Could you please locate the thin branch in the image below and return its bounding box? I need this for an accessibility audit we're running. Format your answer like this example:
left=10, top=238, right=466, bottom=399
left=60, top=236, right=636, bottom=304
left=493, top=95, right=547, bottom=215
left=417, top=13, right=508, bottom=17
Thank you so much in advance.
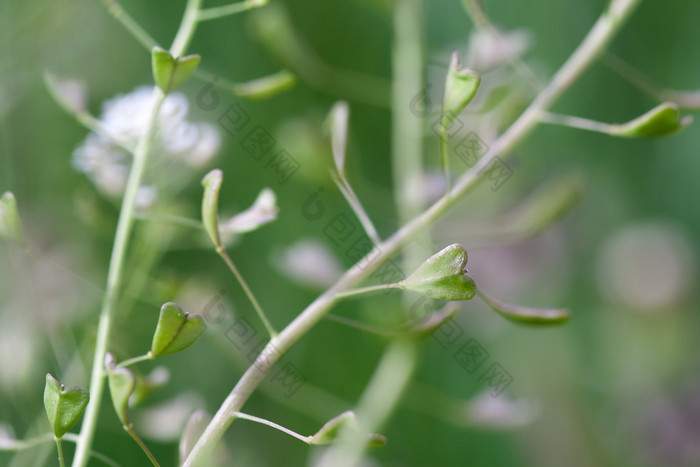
left=101, top=0, right=158, bottom=49
left=134, top=212, right=204, bottom=231
left=232, top=412, right=310, bottom=444
left=197, top=0, right=268, bottom=22
left=125, top=426, right=160, bottom=467
left=332, top=174, right=382, bottom=245
left=183, top=1, right=643, bottom=464
left=217, top=247, right=278, bottom=338
left=538, top=111, right=613, bottom=133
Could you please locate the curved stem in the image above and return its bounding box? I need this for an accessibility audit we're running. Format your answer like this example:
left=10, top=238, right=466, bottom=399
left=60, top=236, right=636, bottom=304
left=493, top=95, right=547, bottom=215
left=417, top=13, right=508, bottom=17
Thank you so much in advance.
left=197, top=0, right=268, bottom=22
left=317, top=339, right=418, bottom=467
left=101, top=0, right=158, bottom=49
left=118, top=353, right=153, bottom=368
left=183, top=1, right=642, bottom=465
left=539, top=111, right=613, bottom=133
left=71, top=87, right=166, bottom=467
left=1, top=434, right=120, bottom=467
left=232, top=412, right=310, bottom=444
left=334, top=283, right=401, bottom=299
left=73, top=2, right=206, bottom=463
left=217, top=247, right=278, bottom=338
left=125, top=426, right=160, bottom=467
left=333, top=175, right=382, bottom=246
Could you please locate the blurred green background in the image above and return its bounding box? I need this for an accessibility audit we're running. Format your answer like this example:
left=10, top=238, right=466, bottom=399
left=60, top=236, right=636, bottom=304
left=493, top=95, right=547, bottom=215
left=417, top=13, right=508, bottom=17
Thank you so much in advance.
left=1, top=0, right=699, bottom=466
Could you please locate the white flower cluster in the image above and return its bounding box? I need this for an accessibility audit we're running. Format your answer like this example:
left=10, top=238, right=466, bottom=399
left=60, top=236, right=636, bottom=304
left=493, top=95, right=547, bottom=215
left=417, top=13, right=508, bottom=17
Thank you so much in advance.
left=72, top=86, right=221, bottom=207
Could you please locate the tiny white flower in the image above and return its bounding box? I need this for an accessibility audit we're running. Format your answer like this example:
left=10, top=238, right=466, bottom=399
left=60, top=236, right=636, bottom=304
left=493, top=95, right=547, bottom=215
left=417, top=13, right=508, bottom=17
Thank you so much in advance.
left=72, top=86, right=221, bottom=206
left=220, top=188, right=278, bottom=236
left=466, top=27, right=532, bottom=72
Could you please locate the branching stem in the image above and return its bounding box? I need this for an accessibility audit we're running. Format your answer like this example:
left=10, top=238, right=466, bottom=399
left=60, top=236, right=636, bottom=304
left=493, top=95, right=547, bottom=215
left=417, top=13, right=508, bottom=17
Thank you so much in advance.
left=183, top=1, right=642, bottom=465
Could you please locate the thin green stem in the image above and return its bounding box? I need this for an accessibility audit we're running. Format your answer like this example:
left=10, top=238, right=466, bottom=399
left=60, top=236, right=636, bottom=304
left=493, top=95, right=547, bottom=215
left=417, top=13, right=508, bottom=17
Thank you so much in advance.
left=602, top=52, right=700, bottom=109
left=71, top=87, right=166, bottom=467
left=232, top=412, right=310, bottom=444
left=73, top=0, right=205, bottom=460
left=101, top=0, right=158, bottom=49
left=539, top=111, right=614, bottom=133
left=183, top=1, right=643, bottom=465
left=134, top=212, right=204, bottom=230
left=118, top=353, right=153, bottom=367
left=197, top=0, right=268, bottom=22
left=460, top=0, right=489, bottom=28
left=322, top=2, right=428, bottom=464
left=170, top=0, right=203, bottom=57
left=317, top=339, right=418, bottom=467
left=333, top=175, right=381, bottom=245
left=325, top=313, right=396, bottom=337
left=124, top=426, right=160, bottom=467
left=334, top=283, right=402, bottom=299
left=1, top=434, right=120, bottom=467
left=56, top=438, right=65, bottom=467
left=216, top=247, right=278, bottom=338
left=439, top=127, right=450, bottom=191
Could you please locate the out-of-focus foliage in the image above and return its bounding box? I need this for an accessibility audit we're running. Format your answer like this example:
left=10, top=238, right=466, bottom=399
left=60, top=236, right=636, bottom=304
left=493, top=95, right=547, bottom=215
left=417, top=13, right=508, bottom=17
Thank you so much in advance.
left=1, top=0, right=699, bottom=466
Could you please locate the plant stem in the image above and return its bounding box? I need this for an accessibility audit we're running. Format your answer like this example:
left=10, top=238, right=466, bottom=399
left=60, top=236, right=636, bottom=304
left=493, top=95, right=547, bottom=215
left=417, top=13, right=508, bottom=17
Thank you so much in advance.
left=71, top=87, right=166, bottom=467
left=73, top=0, right=206, bottom=460
left=55, top=438, right=65, bottom=467
left=170, top=0, right=203, bottom=57
left=538, top=111, right=613, bottom=133
left=1, top=433, right=120, bottom=466
left=125, top=426, right=160, bottom=467
left=197, top=0, right=268, bottom=22
left=321, top=2, right=428, bottom=464
left=316, top=339, right=418, bottom=467
left=232, top=412, right=310, bottom=444
left=333, top=175, right=382, bottom=246
left=134, top=212, right=204, bottom=230
left=216, top=247, right=278, bottom=338
left=183, top=1, right=642, bottom=464
left=118, top=353, right=153, bottom=367
left=101, top=0, right=158, bottom=49
left=334, top=283, right=402, bottom=299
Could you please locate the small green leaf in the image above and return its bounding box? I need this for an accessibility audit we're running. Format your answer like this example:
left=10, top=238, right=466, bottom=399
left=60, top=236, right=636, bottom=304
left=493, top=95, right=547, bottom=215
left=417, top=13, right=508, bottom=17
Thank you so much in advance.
left=610, top=103, right=691, bottom=138
left=151, top=302, right=207, bottom=357
left=0, top=192, right=25, bottom=245
left=308, top=411, right=386, bottom=449
left=233, top=70, right=296, bottom=99
left=477, top=290, right=570, bottom=326
left=201, top=169, right=224, bottom=249
left=402, top=244, right=476, bottom=301
left=43, top=373, right=89, bottom=439
left=441, top=52, right=480, bottom=131
left=151, top=46, right=201, bottom=94
left=105, top=353, right=136, bottom=427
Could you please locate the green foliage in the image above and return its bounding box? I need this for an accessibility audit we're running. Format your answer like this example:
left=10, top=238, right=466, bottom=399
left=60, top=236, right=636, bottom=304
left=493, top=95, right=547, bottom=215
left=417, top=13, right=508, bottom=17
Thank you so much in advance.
left=402, top=244, right=477, bottom=300
left=105, top=354, right=136, bottom=427
left=150, top=302, right=206, bottom=357
left=201, top=169, right=224, bottom=249
left=0, top=192, right=24, bottom=245
left=610, top=102, right=692, bottom=137
left=151, top=47, right=201, bottom=94
left=43, top=374, right=89, bottom=439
